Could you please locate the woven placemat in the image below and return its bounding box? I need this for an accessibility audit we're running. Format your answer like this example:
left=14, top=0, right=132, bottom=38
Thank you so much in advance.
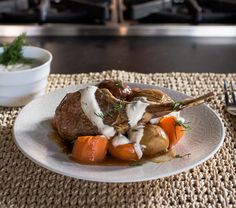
left=0, top=70, right=235, bottom=208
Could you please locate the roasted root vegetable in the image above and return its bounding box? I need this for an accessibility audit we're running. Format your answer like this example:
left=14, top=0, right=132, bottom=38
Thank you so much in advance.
left=108, top=142, right=139, bottom=161
left=159, top=116, right=187, bottom=147
left=71, top=135, right=108, bottom=163
left=140, top=125, right=169, bottom=156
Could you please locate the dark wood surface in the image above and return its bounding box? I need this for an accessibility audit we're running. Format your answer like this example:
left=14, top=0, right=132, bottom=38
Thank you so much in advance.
left=1, top=36, right=236, bottom=73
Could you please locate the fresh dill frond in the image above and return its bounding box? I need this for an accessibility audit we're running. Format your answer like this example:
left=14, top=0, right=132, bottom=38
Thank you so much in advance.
left=176, top=120, right=191, bottom=131
left=129, top=162, right=142, bottom=166
left=94, top=112, right=104, bottom=119
left=112, top=102, right=123, bottom=112
left=172, top=101, right=183, bottom=111
left=132, top=128, right=139, bottom=132
left=115, top=81, right=124, bottom=89
left=107, top=111, right=113, bottom=117
left=0, top=33, right=31, bottom=66
left=106, top=102, right=123, bottom=117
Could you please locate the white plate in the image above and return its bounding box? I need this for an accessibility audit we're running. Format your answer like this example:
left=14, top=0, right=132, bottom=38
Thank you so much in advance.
left=13, top=83, right=225, bottom=183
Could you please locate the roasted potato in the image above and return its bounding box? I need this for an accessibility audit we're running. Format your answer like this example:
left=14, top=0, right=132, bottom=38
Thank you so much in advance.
left=140, top=125, right=169, bottom=156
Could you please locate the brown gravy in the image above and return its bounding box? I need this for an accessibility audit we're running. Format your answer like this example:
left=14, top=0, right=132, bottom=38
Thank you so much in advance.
left=49, top=131, right=177, bottom=166
left=48, top=131, right=73, bottom=154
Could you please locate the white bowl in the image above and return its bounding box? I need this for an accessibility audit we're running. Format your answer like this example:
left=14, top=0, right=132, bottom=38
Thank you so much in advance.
left=0, top=46, right=52, bottom=106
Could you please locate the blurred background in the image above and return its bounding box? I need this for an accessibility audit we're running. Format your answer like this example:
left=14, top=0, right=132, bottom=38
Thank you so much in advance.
left=0, top=0, right=236, bottom=73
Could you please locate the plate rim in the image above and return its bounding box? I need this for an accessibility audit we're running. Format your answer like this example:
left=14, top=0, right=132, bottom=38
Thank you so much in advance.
left=13, top=83, right=225, bottom=183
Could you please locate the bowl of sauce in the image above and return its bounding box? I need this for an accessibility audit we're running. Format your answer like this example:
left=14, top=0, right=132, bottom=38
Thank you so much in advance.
left=0, top=46, right=52, bottom=106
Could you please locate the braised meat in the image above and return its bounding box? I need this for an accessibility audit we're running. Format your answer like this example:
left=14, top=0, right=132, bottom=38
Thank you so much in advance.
left=54, top=81, right=213, bottom=142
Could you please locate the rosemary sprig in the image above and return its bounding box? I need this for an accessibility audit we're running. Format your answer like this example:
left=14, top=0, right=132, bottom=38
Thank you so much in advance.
left=174, top=153, right=191, bottom=159
left=0, top=33, right=31, bottom=66
left=94, top=112, right=104, bottom=119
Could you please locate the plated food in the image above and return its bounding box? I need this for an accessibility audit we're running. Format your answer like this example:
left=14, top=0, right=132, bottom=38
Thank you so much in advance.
left=51, top=80, right=213, bottom=165
left=13, top=83, right=224, bottom=182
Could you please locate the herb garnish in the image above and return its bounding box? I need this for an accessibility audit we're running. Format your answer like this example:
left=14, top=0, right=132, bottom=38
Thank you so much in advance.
left=94, top=112, right=104, bottom=119
left=175, top=120, right=191, bottom=131
left=172, top=101, right=183, bottom=111
left=173, top=119, right=191, bottom=141
left=112, top=102, right=123, bottom=112
left=129, top=162, right=143, bottom=166
left=107, top=111, right=113, bottom=117
left=132, top=128, right=139, bottom=132
left=115, top=81, right=124, bottom=89
left=174, top=153, right=191, bottom=159
left=106, top=102, right=123, bottom=117
left=132, top=125, right=144, bottom=132
left=0, top=33, right=31, bottom=66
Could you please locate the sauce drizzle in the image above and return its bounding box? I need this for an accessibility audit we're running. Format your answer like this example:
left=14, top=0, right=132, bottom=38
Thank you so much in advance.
left=80, top=86, right=116, bottom=138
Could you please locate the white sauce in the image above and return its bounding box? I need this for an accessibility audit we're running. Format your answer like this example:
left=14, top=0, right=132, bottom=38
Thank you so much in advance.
left=127, top=125, right=145, bottom=159
left=80, top=86, right=116, bottom=138
left=111, top=129, right=145, bottom=159
left=0, top=63, right=33, bottom=72
left=150, top=112, right=185, bottom=125
left=112, top=134, right=129, bottom=147
left=165, top=111, right=185, bottom=123
left=126, top=99, right=149, bottom=127
left=123, top=87, right=131, bottom=94
left=150, top=117, right=161, bottom=124
left=125, top=98, right=149, bottom=158
left=112, top=126, right=145, bottom=159
left=133, top=143, right=143, bottom=159
left=128, top=125, right=144, bottom=144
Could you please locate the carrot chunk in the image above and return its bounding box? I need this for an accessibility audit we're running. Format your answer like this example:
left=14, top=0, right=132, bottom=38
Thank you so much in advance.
left=107, top=142, right=139, bottom=161
left=159, top=116, right=186, bottom=147
left=71, top=135, right=108, bottom=163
